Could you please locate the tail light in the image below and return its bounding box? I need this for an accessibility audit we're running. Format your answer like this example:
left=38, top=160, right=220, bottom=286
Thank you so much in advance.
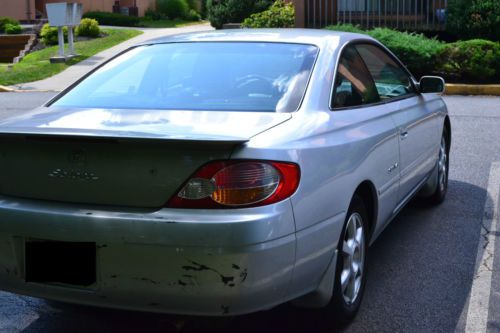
left=167, top=160, right=300, bottom=208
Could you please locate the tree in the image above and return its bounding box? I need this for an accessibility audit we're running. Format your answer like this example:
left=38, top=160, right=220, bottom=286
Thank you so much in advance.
left=447, top=0, right=500, bottom=41
left=206, top=0, right=273, bottom=29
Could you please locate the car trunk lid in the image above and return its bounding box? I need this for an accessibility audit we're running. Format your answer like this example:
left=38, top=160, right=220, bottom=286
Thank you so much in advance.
left=0, top=107, right=291, bottom=207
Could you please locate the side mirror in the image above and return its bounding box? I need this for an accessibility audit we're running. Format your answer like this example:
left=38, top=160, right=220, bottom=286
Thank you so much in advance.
left=419, top=76, right=445, bottom=94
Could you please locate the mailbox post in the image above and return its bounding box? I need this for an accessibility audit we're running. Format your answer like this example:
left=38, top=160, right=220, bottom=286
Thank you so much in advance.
left=46, top=2, right=83, bottom=63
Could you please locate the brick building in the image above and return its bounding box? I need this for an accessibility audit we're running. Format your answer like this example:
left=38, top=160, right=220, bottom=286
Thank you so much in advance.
left=1, top=0, right=156, bottom=22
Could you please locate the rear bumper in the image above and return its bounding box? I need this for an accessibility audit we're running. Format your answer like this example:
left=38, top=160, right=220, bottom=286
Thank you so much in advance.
left=0, top=196, right=297, bottom=316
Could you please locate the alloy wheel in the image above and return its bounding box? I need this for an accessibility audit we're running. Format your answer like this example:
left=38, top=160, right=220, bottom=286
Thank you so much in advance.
left=341, top=212, right=365, bottom=305
left=438, top=137, right=448, bottom=192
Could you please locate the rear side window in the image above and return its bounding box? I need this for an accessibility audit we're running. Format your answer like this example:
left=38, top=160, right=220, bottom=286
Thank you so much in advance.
left=52, top=42, right=318, bottom=113
left=331, top=45, right=380, bottom=109
left=355, top=44, right=415, bottom=99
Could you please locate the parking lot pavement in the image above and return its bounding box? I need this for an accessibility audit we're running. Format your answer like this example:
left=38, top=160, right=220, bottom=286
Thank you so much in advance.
left=0, top=94, right=498, bottom=333
left=0, top=92, right=57, bottom=119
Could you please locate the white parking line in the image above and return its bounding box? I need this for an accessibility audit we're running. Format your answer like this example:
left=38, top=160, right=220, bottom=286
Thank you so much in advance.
left=465, top=162, right=500, bottom=332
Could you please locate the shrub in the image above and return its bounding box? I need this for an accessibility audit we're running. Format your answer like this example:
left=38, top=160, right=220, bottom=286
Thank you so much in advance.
left=325, top=23, right=365, bottom=34
left=40, top=24, right=68, bottom=45
left=325, top=24, right=499, bottom=82
left=4, top=23, right=22, bottom=34
left=144, top=8, right=165, bottom=20
left=436, top=39, right=500, bottom=82
left=242, top=0, right=294, bottom=28
left=325, top=25, right=444, bottom=78
left=156, top=0, right=189, bottom=19
left=76, top=18, right=100, bottom=37
left=447, top=0, right=499, bottom=41
left=0, top=17, right=19, bottom=33
left=367, top=28, right=444, bottom=78
left=200, top=0, right=208, bottom=18
left=83, top=12, right=140, bottom=26
left=206, top=0, right=273, bottom=29
left=186, top=9, right=201, bottom=21
left=186, top=0, right=201, bottom=12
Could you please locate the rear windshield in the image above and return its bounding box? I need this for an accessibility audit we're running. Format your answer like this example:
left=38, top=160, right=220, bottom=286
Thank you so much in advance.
left=52, top=42, right=318, bottom=113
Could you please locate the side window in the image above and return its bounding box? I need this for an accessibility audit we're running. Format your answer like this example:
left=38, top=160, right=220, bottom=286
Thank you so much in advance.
left=331, top=45, right=380, bottom=109
left=355, top=44, right=415, bottom=100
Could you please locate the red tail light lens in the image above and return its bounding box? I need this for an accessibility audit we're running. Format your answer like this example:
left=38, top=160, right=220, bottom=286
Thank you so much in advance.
left=167, top=160, right=300, bottom=208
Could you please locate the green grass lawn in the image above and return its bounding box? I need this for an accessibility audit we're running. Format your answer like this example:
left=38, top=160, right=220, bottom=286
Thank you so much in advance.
left=0, top=28, right=142, bottom=86
left=138, top=19, right=206, bottom=28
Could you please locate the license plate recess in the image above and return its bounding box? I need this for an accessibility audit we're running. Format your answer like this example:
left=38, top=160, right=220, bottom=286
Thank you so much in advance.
left=25, top=241, right=96, bottom=286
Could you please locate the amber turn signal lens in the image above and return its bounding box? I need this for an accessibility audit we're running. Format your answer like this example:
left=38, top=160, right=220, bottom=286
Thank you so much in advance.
left=211, top=163, right=280, bottom=206
left=167, top=160, right=300, bottom=209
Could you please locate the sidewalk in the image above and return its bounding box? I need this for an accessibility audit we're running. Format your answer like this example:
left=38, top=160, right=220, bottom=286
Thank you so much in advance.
left=9, top=23, right=213, bottom=92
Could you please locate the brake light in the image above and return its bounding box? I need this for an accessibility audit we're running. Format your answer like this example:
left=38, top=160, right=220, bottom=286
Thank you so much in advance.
left=167, top=160, right=300, bottom=208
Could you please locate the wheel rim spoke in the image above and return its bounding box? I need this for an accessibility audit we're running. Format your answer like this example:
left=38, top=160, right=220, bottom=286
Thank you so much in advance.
left=341, top=212, right=365, bottom=305
left=355, top=227, right=363, bottom=244
left=341, top=268, right=351, bottom=292
left=343, top=240, right=355, bottom=257
left=438, top=137, right=448, bottom=190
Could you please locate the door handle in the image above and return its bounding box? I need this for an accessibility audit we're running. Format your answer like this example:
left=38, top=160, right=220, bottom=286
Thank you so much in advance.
left=400, top=130, right=409, bottom=140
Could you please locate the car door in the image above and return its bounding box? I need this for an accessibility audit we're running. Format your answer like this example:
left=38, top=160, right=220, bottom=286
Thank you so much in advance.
left=330, top=45, right=401, bottom=232
left=355, top=43, right=439, bottom=206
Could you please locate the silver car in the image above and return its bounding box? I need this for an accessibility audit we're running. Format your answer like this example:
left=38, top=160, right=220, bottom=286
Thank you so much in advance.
left=0, top=29, right=450, bottom=323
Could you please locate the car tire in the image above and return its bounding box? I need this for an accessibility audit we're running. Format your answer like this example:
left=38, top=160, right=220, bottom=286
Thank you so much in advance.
left=326, top=195, right=368, bottom=325
left=428, top=129, right=449, bottom=205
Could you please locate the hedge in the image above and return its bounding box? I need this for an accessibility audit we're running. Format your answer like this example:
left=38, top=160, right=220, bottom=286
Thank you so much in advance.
left=368, top=28, right=444, bottom=78
left=326, top=24, right=444, bottom=79
left=326, top=24, right=499, bottom=83
left=0, top=17, right=19, bottom=33
left=4, top=23, right=22, bottom=34
left=83, top=12, right=140, bottom=27
left=436, top=39, right=500, bottom=82
left=156, top=0, right=189, bottom=19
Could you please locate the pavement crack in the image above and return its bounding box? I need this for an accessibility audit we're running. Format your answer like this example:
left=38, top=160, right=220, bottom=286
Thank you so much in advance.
left=480, top=222, right=492, bottom=250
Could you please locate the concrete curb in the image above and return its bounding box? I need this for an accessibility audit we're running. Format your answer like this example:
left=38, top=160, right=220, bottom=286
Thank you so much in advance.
left=445, top=84, right=500, bottom=96
left=0, top=85, right=15, bottom=92
left=0, top=85, right=59, bottom=93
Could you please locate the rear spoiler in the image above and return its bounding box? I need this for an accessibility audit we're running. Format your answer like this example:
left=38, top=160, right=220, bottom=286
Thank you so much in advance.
left=0, top=127, right=249, bottom=144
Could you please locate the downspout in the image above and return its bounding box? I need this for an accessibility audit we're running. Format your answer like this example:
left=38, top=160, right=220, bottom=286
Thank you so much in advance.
left=26, top=0, right=32, bottom=21
left=294, top=0, right=306, bottom=28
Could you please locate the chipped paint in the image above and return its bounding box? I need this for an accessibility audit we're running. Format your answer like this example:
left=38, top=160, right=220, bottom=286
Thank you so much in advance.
left=133, top=277, right=160, bottom=285
left=239, top=269, right=248, bottom=283
left=181, top=260, right=247, bottom=288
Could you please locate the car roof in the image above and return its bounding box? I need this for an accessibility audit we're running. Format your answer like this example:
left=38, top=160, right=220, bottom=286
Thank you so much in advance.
left=141, top=28, right=374, bottom=48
